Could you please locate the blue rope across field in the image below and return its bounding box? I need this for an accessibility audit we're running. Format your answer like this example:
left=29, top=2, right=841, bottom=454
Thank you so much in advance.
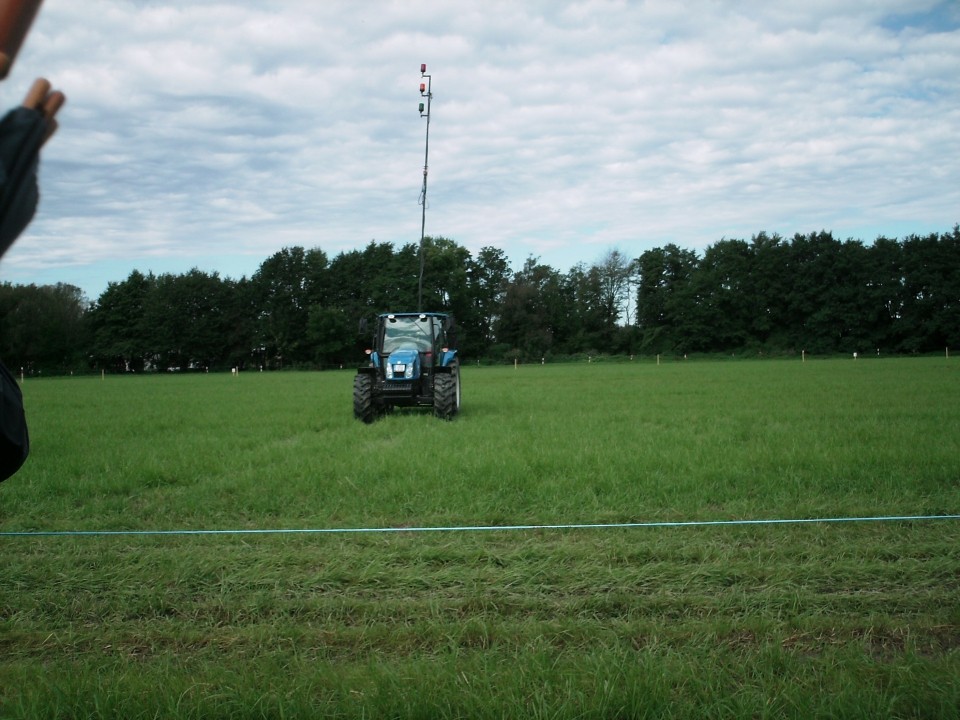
left=1, top=514, right=958, bottom=538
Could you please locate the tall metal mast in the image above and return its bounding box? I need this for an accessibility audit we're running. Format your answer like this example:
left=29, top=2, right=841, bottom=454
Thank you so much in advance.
left=417, top=63, right=432, bottom=312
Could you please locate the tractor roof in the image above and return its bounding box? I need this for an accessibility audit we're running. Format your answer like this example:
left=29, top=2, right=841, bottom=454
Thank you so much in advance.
left=379, top=312, right=449, bottom=319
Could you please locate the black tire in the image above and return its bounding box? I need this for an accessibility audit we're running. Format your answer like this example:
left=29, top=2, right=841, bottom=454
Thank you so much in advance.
left=454, top=362, right=461, bottom=412
left=433, top=361, right=460, bottom=420
left=353, top=373, right=375, bottom=423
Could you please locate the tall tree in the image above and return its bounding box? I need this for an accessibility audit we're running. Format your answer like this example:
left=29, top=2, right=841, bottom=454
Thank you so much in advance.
left=635, top=244, right=698, bottom=353
left=222, top=277, right=258, bottom=370
left=745, top=232, right=789, bottom=348
left=782, top=231, right=874, bottom=353
left=0, top=283, right=88, bottom=373
left=467, top=246, right=511, bottom=355
left=89, top=270, right=154, bottom=372
left=863, top=237, right=905, bottom=351
left=306, top=305, right=353, bottom=366
left=899, top=229, right=960, bottom=352
left=497, top=257, right=569, bottom=359
left=565, top=262, right=618, bottom=352
left=143, top=269, right=235, bottom=370
left=252, top=247, right=314, bottom=366
left=687, top=238, right=753, bottom=351
left=595, top=249, right=635, bottom=326
left=420, top=236, right=471, bottom=314
left=327, top=241, right=417, bottom=319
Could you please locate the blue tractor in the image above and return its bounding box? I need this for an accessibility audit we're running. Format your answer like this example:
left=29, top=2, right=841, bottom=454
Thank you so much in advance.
left=353, top=312, right=461, bottom=422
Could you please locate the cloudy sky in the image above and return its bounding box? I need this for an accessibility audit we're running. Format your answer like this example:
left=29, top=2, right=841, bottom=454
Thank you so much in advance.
left=1, top=0, right=958, bottom=300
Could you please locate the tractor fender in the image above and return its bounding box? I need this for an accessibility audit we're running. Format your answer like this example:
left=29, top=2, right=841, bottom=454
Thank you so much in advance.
left=438, top=349, right=458, bottom=368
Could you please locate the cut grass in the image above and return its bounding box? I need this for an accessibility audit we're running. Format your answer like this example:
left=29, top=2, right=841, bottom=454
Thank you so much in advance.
left=1, top=357, right=959, bottom=718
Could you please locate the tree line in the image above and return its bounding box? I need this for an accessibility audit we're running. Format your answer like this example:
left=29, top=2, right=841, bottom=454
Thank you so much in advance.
left=1, top=228, right=957, bottom=374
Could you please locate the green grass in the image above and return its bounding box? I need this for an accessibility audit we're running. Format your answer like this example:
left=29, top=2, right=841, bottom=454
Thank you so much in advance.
left=1, top=358, right=959, bottom=718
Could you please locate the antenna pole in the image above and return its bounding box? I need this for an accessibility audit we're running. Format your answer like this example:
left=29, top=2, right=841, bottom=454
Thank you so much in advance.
left=418, top=64, right=432, bottom=312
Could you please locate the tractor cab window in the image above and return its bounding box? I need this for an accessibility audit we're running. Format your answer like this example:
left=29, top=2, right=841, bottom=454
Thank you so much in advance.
left=382, top=316, right=434, bottom=354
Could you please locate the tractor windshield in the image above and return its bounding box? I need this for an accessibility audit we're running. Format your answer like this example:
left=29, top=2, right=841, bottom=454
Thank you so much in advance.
left=381, top=316, right=434, bottom=354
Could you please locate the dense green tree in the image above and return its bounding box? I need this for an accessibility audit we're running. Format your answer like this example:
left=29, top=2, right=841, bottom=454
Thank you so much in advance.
left=420, top=236, right=472, bottom=315
left=680, top=239, right=751, bottom=351
left=743, top=232, right=789, bottom=347
left=899, top=229, right=960, bottom=353
left=863, top=237, right=905, bottom=351
left=466, top=246, right=511, bottom=355
left=251, top=247, right=316, bottom=366
left=221, top=277, right=258, bottom=370
left=0, top=283, right=88, bottom=373
left=635, top=244, right=699, bottom=353
left=782, top=231, right=842, bottom=353
left=327, top=240, right=417, bottom=319
left=497, top=257, right=570, bottom=358
left=306, top=305, right=353, bottom=366
left=6, top=225, right=957, bottom=374
left=88, top=270, right=154, bottom=372
left=142, top=269, right=236, bottom=370
left=565, top=262, right=619, bottom=353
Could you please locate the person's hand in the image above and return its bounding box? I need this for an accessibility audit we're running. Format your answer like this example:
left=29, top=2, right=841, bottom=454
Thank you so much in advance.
left=22, top=76, right=64, bottom=143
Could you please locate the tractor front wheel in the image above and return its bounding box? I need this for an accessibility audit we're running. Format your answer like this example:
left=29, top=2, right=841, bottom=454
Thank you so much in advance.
left=353, top=373, right=376, bottom=423
left=433, top=362, right=460, bottom=420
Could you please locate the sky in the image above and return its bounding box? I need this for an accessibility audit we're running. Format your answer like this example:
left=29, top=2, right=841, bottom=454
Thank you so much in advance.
left=0, top=0, right=958, bottom=301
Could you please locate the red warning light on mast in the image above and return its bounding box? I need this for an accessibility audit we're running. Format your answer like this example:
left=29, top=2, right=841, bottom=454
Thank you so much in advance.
left=421, top=63, right=427, bottom=73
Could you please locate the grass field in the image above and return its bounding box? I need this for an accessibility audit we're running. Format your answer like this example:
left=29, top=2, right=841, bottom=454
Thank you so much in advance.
left=2, top=358, right=959, bottom=718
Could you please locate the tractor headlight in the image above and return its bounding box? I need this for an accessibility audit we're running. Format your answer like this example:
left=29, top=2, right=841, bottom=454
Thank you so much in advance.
left=404, top=363, right=414, bottom=379
left=385, top=363, right=394, bottom=379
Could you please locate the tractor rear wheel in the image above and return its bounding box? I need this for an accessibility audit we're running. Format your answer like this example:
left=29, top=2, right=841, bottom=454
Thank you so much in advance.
left=433, top=361, right=460, bottom=420
left=353, top=373, right=375, bottom=423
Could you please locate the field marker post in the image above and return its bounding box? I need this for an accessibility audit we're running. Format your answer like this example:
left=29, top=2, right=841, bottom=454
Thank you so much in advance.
left=514, top=358, right=518, bottom=370
left=802, top=350, right=805, bottom=363
left=101, top=369, right=105, bottom=380
left=656, top=354, right=660, bottom=366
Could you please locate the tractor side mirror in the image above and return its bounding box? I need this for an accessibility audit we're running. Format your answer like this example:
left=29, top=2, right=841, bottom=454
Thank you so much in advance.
left=358, top=318, right=368, bottom=335
left=444, top=317, right=458, bottom=348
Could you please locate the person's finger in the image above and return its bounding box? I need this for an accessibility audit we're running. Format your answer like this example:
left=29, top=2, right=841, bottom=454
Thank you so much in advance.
left=41, top=89, right=65, bottom=119
left=22, top=77, right=50, bottom=109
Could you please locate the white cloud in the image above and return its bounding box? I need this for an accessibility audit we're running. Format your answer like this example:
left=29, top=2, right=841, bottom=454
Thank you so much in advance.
left=0, top=0, right=957, bottom=299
